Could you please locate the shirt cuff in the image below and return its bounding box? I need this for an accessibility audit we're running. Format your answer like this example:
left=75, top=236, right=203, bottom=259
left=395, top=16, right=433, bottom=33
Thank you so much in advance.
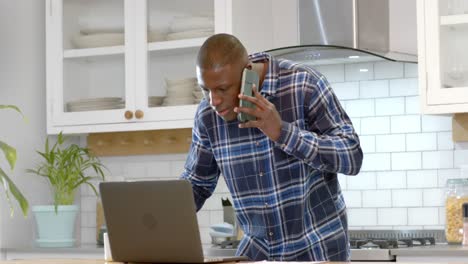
left=275, top=121, right=301, bottom=153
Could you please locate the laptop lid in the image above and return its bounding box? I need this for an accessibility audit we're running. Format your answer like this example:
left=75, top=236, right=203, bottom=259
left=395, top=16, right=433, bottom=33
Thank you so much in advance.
left=99, top=180, right=206, bottom=263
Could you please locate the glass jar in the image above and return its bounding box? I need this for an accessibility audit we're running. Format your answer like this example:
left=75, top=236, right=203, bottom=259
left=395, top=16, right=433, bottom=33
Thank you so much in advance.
left=445, top=178, right=468, bottom=244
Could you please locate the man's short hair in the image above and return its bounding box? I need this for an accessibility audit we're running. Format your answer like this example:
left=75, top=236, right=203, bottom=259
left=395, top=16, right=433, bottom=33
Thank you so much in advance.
left=197, top=33, right=248, bottom=69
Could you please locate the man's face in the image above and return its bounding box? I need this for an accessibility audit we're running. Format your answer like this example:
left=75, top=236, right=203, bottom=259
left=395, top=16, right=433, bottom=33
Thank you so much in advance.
left=196, top=63, right=244, bottom=121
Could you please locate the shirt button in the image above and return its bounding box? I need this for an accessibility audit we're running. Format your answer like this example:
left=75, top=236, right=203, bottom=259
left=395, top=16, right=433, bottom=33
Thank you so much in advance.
left=256, top=141, right=260, bottom=146
left=281, top=144, right=286, bottom=148
left=259, top=172, right=264, bottom=177
left=269, top=232, right=273, bottom=236
left=264, top=202, right=268, bottom=207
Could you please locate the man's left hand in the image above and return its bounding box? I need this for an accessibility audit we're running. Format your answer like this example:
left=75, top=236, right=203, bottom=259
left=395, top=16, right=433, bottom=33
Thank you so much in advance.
left=234, top=85, right=282, bottom=141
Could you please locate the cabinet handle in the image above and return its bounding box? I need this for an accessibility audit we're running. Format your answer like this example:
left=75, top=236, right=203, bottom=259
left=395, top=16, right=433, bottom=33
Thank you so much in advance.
left=124, top=110, right=133, bottom=120
left=135, top=110, right=144, bottom=119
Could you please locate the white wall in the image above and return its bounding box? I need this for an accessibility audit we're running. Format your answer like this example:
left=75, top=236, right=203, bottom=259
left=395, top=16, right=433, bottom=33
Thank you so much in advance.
left=0, top=0, right=51, bottom=248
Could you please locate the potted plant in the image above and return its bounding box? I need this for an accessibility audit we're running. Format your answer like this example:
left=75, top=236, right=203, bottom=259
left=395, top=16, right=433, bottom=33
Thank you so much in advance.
left=0, top=105, right=29, bottom=216
left=28, top=132, right=106, bottom=247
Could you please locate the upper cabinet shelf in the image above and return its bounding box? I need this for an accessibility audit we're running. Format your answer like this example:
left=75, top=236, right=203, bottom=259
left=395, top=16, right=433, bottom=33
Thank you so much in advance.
left=440, top=14, right=468, bottom=25
left=63, top=46, right=125, bottom=58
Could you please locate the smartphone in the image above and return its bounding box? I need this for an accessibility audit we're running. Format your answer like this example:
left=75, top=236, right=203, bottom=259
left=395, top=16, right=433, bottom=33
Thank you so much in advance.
left=238, top=68, right=259, bottom=123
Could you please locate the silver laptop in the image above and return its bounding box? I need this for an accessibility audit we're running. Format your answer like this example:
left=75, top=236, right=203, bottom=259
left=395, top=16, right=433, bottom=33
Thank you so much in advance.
left=99, top=180, right=248, bottom=263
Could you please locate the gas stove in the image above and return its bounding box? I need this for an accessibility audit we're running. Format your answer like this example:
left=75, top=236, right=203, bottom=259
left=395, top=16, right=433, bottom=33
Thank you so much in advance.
left=349, top=230, right=445, bottom=261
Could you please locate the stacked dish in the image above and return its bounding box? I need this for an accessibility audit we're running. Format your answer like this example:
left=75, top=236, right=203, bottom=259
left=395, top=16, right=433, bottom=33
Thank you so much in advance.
left=66, top=97, right=124, bottom=112
left=166, top=15, right=214, bottom=41
left=148, top=96, right=165, bottom=107
left=163, top=77, right=199, bottom=106
left=192, top=90, right=205, bottom=104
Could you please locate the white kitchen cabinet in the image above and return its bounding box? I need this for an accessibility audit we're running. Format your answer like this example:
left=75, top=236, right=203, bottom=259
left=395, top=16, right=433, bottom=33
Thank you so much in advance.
left=46, top=0, right=223, bottom=134
left=417, top=0, right=468, bottom=114
left=46, top=0, right=294, bottom=134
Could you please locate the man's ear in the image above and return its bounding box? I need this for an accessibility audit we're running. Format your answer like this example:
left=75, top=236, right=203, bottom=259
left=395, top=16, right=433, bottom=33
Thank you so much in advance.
left=245, top=62, right=253, bottom=70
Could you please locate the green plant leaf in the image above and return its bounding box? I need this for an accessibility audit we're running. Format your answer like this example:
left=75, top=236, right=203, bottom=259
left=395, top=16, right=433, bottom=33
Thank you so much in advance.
left=28, top=131, right=106, bottom=206
left=0, top=168, right=29, bottom=217
left=0, top=105, right=27, bottom=122
left=0, top=140, right=17, bottom=170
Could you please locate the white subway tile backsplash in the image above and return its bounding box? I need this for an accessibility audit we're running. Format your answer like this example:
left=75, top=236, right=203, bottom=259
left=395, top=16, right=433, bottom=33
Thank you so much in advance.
left=81, top=227, right=95, bottom=244
left=362, top=190, right=391, bottom=207
left=348, top=172, right=377, bottom=189
left=407, top=170, right=438, bottom=188
left=437, top=132, right=454, bottom=150
left=216, top=177, right=230, bottom=194
left=146, top=161, right=172, bottom=178
left=348, top=208, right=377, bottom=226
left=378, top=208, right=407, bottom=225
left=423, top=189, right=444, bottom=206
left=196, top=210, right=211, bottom=227
left=408, top=208, right=439, bottom=225
left=171, top=160, right=186, bottom=177
left=454, top=150, right=468, bottom=168
left=375, top=97, right=405, bottom=116
left=389, top=78, right=419, bottom=96
left=360, top=80, right=389, bottom=98
left=393, top=189, right=423, bottom=207
left=81, top=196, right=97, bottom=212
left=210, top=210, right=224, bottom=225
left=377, top=171, right=406, bottom=189
left=350, top=118, right=361, bottom=136
left=361, top=117, right=390, bottom=135
left=439, top=207, right=446, bottom=225
left=404, top=63, right=418, bottom=78
left=315, top=64, right=345, bottom=83
left=346, top=99, right=375, bottom=117
left=391, top=115, right=421, bottom=133
left=124, top=162, right=148, bottom=178
left=406, top=133, right=437, bottom=151
left=359, top=135, right=376, bottom=153
left=376, top=134, right=406, bottom=152
left=342, top=190, right=362, bottom=208
left=81, top=212, right=96, bottom=228
left=199, top=227, right=212, bottom=244
left=361, top=153, right=391, bottom=171
left=99, top=160, right=124, bottom=176
left=202, top=194, right=225, bottom=211
left=374, top=61, right=404, bottom=79
left=338, top=173, right=348, bottom=190
left=405, top=96, right=421, bottom=114
left=392, top=152, right=422, bottom=170
left=438, top=169, right=462, bottom=187
left=331, top=82, right=360, bottom=100
left=422, top=151, right=454, bottom=169
left=394, top=226, right=424, bottom=230
left=345, top=63, right=374, bottom=81
left=421, top=115, right=452, bottom=132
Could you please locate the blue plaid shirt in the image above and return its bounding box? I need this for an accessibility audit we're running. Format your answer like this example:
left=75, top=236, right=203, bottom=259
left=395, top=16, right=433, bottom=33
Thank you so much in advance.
left=181, top=52, right=362, bottom=261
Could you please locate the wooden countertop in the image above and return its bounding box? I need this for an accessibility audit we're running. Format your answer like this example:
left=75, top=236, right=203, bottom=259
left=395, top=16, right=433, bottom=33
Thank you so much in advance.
left=1, top=260, right=468, bottom=264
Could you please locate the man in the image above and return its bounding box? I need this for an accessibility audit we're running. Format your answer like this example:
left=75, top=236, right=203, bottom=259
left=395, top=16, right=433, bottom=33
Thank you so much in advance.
left=181, top=33, right=363, bottom=261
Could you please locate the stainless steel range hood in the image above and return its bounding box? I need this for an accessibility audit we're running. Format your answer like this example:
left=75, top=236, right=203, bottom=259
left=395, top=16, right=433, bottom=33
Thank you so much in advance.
left=267, top=0, right=418, bottom=64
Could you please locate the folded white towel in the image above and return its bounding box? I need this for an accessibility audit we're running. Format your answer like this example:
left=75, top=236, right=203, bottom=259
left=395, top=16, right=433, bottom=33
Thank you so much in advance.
left=169, top=16, right=214, bottom=33
left=166, top=28, right=213, bottom=41
left=79, top=16, right=124, bottom=35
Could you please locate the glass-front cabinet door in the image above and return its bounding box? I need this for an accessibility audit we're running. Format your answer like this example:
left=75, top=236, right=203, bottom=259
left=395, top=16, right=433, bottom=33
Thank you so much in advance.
left=47, top=0, right=135, bottom=131
left=134, top=0, right=216, bottom=128
left=46, top=0, right=222, bottom=134
left=419, top=0, right=468, bottom=111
